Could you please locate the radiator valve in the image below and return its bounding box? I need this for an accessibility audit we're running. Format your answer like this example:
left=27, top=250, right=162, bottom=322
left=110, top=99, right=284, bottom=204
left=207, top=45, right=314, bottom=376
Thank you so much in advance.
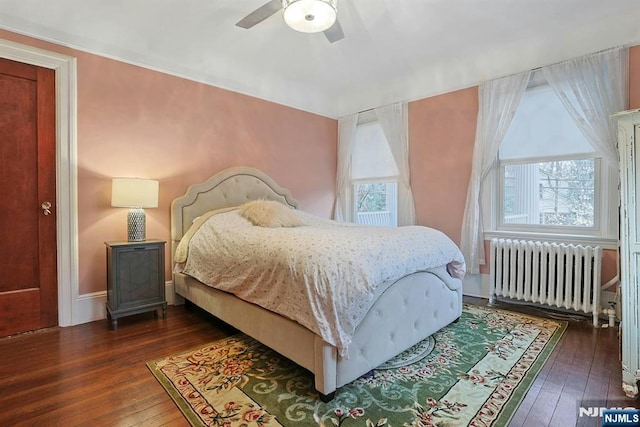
left=604, top=305, right=617, bottom=327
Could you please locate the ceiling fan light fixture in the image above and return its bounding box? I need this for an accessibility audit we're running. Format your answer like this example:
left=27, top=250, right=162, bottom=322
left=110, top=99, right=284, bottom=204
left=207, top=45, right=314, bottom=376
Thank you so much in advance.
left=283, top=0, right=337, bottom=33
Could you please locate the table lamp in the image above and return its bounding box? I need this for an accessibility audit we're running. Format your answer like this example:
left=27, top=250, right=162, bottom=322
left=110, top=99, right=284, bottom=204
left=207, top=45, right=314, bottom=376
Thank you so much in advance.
left=111, top=177, right=159, bottom=241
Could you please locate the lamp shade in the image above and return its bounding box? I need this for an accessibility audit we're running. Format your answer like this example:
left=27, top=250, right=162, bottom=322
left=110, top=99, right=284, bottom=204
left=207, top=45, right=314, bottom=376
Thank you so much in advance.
left=111, top=178, right=159, bottom=208
left=283, top=0, right=337, bottom=33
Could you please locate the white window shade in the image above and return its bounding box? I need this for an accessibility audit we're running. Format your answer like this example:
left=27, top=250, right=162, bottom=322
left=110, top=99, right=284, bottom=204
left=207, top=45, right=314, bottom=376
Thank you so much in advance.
left=352, top=121, right=399, bottom=180
left=499, top=84, right=595, bottom=161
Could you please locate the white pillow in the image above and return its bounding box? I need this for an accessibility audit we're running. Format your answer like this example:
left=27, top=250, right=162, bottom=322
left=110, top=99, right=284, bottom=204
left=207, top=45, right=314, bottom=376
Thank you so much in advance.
left=239, top=200, right=304, bottom=228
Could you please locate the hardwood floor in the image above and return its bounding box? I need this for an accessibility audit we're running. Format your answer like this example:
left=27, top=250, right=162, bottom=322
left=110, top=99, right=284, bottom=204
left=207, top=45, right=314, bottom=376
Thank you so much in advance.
left=466, top=297, right=639, bottom=427
left=0, top=299, right=637, bottom=427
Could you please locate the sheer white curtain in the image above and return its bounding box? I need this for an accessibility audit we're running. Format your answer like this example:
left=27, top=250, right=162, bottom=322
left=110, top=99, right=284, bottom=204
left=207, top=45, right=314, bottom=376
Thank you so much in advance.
left=460, top=70, right=531, bottom=274
left=334, top=113, right=359, bottom=221
left=542, top=47, right=628, bottom=168
left=375, top=102, right=416, bottom=226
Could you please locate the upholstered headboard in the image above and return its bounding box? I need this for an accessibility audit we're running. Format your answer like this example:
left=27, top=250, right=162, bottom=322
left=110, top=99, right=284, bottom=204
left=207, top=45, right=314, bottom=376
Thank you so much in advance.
left=170, top=166, right=300, bottom=258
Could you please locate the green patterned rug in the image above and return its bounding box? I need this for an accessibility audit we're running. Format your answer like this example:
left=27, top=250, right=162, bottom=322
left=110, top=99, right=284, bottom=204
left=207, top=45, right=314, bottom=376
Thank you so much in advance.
left=147, top=304, right=566, bottom=426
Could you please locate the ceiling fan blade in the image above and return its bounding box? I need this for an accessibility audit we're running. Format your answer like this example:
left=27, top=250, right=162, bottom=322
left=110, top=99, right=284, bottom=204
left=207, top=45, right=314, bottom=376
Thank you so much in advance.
left=235, top=0, right=283, bottom=29
left=323, top=19, right=344, bottom=43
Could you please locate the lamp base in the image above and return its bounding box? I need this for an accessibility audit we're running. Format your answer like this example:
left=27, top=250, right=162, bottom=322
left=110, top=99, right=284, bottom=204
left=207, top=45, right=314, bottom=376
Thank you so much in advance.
left=127, top=208, right=146, bottom=242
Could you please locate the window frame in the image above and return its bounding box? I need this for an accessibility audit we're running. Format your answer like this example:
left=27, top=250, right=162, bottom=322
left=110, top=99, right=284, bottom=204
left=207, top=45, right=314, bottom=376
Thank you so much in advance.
left=483, top=85, right=619, bottom=249
left=497, top=153, right=602, bottom=235
left=347, top=111, right=400, bottom=226
left=352, top=179, right=399, bottom=227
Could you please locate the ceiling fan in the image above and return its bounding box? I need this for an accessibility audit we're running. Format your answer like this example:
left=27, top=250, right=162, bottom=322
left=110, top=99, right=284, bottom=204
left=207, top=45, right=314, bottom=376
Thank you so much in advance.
left=236, top=0, right=345, bottom=43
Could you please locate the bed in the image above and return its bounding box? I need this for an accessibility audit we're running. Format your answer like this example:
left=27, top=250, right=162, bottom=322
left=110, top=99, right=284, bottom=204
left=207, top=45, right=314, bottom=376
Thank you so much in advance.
left=171, top=166, right=464, bottom=401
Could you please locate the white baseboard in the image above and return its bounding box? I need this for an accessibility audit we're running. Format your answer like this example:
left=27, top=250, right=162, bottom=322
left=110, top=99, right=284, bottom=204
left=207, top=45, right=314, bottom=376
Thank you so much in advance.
left=462, top=273, right=490, bottom=299
left=71, top=281, right=177, bottom=326
left=73, top=291, right=107, bottom=324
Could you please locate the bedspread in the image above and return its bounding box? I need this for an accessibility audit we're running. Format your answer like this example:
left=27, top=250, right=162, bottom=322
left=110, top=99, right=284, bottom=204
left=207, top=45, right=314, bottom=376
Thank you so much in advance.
left=177, top=208, right=466, bottom=356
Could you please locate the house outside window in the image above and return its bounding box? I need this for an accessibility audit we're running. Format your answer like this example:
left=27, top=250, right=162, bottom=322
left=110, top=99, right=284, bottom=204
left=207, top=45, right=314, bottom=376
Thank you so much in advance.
left=502, top=159, right=596, bottom=227
left=493, top=76, right=616, bottom=240
left=351, top=116, right=398, bottom=227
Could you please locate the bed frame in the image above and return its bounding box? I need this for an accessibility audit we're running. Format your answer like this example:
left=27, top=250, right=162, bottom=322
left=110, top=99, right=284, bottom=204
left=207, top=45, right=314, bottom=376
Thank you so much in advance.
left=171, top=166, right=463, bottom=400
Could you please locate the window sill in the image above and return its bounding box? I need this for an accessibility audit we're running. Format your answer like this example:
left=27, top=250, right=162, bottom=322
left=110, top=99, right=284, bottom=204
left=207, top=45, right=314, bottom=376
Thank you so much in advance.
left=484, top=230, right=619, bottom=250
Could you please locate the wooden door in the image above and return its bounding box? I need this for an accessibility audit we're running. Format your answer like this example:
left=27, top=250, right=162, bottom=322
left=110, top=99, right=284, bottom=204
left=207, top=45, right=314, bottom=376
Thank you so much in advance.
left=0, top=57, right=57, bottom=336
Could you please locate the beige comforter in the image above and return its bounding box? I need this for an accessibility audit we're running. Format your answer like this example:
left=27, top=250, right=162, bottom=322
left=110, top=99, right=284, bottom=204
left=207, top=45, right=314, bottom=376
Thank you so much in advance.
left=176, top=208, right=465, bottom=356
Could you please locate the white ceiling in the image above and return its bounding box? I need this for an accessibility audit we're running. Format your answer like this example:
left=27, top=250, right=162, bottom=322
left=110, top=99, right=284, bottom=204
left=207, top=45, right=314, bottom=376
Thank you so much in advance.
left=0, top=0, right=639, bottom=118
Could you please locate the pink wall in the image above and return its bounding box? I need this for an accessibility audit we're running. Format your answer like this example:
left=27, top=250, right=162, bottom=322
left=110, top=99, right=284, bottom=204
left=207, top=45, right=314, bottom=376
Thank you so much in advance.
left=0, top=30, right=337, bottom=295
left=409, top=88, right=477, bottom=244
left=2, top=28, right=639, bottom=297
left=630, top=45, right=640, bottom=109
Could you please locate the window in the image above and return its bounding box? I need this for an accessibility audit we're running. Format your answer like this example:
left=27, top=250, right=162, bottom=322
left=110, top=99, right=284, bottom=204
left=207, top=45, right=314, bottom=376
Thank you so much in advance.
left=494, top=77, right=615, bottom=238
left=354, top=182, right=398, bottom=226
left=503, top=159, right=596, bottom=227
left=351, top=117, right=398, bottom=227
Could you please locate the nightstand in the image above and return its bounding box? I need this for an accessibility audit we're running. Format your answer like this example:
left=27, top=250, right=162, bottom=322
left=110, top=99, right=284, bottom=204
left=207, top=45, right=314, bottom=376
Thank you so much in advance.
left=105, top=239, right=166, bottom=330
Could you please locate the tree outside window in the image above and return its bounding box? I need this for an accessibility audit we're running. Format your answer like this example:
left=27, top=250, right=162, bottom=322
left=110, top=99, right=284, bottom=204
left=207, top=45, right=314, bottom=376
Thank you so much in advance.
left=503, top=159, right=595, bottom=227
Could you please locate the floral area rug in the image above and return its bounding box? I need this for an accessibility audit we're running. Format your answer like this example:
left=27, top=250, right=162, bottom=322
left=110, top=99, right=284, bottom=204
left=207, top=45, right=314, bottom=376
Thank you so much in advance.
left=147, top=304, right=566, bottom=426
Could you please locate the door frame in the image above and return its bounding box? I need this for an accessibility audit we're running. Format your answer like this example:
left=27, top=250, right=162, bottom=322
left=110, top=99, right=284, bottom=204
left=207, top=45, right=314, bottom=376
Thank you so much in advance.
left=0, top=38, right=77, bottom=327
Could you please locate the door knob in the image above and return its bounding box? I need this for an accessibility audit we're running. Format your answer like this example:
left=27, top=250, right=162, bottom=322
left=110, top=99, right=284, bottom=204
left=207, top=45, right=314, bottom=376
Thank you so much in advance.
left=41, top=201, right=52, bottom=216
